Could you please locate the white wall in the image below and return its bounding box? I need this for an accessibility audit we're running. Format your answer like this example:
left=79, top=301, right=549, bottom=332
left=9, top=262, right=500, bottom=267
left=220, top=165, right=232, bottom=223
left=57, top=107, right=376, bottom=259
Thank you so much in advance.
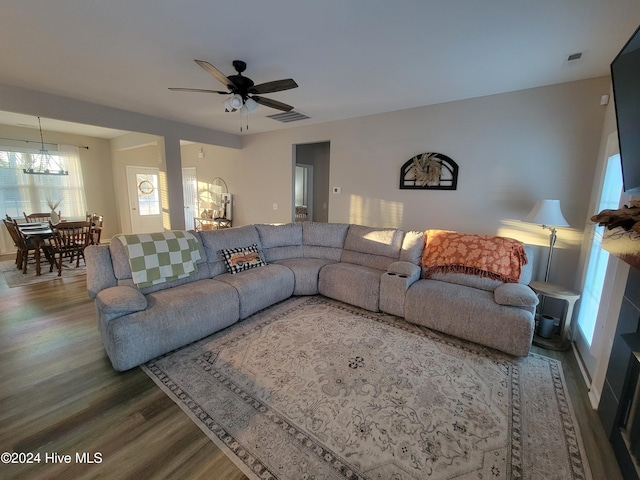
left=238, top=77, right=610, bottom=289
left=0, top=77, right=611, bottom=291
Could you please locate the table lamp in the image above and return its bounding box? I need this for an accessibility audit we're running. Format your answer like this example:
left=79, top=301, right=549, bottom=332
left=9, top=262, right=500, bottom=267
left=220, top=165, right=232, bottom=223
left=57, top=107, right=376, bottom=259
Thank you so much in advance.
left=524, top=199, right=569, bottom=282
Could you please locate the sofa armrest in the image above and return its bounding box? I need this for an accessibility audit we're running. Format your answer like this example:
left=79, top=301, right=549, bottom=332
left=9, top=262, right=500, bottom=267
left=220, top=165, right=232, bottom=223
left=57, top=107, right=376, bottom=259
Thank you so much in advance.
left=494, top=283, right=539, bottom=308
left=380, top=262, right=422, bottom=317
left=95, top=286, right=147, bottom=319
left=387, top=261, right=421, bottom=282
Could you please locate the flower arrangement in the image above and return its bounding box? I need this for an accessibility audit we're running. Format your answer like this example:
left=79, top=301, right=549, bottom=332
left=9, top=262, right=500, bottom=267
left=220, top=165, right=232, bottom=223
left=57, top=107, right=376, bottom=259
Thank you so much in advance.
left=46, top=198, right=62, bottom=211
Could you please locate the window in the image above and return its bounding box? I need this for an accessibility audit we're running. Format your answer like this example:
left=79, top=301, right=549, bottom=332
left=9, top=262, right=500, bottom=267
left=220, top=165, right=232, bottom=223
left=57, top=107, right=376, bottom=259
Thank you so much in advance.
left=0, top=144, right=87, bottom=220
left=576, top=154, right=623, bottom=345
left=136, top=173, right=160, bottom=215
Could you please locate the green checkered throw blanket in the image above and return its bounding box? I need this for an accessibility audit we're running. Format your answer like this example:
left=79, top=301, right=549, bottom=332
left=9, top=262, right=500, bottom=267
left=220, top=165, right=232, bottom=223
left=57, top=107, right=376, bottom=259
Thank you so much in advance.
left=115, top=231, right=201, bottom=288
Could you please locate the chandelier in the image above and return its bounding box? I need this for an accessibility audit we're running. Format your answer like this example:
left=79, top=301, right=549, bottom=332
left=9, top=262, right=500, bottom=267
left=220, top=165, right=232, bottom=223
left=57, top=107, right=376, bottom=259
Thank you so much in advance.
left=22, top=117, right=68, bottom=175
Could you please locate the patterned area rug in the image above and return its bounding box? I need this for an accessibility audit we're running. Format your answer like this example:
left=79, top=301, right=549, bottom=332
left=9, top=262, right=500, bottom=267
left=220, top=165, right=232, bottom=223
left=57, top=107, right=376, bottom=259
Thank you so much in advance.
left=143, top=296, right=592, bottom=480
left=0, top=259, right=86, bottom=288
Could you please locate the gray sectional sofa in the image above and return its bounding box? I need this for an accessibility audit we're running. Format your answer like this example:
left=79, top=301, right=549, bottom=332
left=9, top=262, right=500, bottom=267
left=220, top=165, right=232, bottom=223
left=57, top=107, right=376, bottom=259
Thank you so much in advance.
left=85, top=222, right=538, bottom=371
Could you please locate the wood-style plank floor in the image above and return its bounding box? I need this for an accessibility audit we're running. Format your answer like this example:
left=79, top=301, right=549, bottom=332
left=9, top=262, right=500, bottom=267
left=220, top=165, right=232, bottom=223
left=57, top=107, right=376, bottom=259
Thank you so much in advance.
left=0, top=258, right=623, bottom=479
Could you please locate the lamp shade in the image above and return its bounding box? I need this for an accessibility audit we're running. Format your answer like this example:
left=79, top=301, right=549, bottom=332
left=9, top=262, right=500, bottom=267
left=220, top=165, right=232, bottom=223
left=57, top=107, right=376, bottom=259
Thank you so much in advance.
left=229, top=94, right=243, bottom=110
left=244, top=97, right=259, bottom=113
left=524, top=199, right=569, bottom=227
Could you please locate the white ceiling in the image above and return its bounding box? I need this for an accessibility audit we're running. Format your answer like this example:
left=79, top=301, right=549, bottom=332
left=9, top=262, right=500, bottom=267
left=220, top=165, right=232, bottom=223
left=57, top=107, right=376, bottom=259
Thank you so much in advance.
left=0, top=1, right=639, bottom=138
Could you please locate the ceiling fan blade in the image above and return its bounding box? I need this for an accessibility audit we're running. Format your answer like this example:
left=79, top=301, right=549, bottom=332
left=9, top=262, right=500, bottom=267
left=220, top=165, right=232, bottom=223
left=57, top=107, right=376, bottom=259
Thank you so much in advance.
left=249, top=79, right=298, bottom=94
left=252, top=96, right=294, bottom=112
left=168, top=87, right=228, bottom=94
left=194, top=59, right=235, bottom=89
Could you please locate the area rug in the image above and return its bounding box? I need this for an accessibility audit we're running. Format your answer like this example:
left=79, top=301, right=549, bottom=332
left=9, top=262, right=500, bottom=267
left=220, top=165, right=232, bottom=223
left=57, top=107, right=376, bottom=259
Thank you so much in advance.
left=0, top=259, right=86, bottom=288
left=143, top=296, right=592, bottom=480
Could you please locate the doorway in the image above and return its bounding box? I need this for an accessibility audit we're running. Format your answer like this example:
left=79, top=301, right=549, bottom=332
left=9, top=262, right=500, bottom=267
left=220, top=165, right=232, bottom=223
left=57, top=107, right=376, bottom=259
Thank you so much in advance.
left=126, top=165, right=164, bottom=234
left=295, top=164, right=313, bottom=221
left=182, top=167, right=198, bottom=231
left=292, top=142, right=330, bottom=223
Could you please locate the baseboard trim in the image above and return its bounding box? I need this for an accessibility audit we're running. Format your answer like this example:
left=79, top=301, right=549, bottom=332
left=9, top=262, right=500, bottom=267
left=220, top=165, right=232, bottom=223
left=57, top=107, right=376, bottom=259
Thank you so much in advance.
left=571, top=341, right=601, bottom=409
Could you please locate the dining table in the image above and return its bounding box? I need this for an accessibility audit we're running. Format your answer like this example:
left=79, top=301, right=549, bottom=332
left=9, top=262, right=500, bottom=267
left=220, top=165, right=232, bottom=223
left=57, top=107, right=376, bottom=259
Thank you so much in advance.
left=18, top=222, right=53, bottom=276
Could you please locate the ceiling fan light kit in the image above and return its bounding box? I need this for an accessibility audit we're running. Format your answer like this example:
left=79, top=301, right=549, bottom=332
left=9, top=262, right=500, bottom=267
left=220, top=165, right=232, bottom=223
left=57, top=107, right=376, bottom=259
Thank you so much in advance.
left=170, top=59, right=298, bottom=131
left=224, top=94, right=244, bottom=112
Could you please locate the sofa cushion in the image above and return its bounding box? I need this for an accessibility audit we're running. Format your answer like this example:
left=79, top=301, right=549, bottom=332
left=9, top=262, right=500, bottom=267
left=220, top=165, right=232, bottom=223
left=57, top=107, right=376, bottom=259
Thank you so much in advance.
left=215, top=264, right=295, bottom=319
left=109, top=229, right=206, bottom=281
left=399, top=230, right=425, bottom=264
left=85, top=245, right=117, bottom=298
left=256, top=223, right=303, bottom=262
left=199, top=225, right=262, bottom=276
left=405, top=279, right=534, bottom=356
left=341, top=225, right=404, bottom=270
left=274, top=257, right=337, bottom=295
left=422, top=245, right=536, bottom=292
left=302, top=222, right=349, bottom=260
left=421, top=230, right=528, bottom=283
left=318, top=262, right=384, bottom=312
left=221, top=243, right=266, bottom=274
left=101, top=279, right=239, bottom=371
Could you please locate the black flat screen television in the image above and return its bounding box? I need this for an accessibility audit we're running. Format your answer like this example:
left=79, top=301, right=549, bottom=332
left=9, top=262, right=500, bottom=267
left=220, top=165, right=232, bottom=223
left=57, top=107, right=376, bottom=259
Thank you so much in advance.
left=611, top=25, right=640, bottom=195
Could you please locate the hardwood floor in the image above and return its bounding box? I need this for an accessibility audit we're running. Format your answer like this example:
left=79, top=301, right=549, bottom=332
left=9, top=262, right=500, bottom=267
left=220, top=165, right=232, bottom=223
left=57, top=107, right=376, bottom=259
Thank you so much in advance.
left=0, top=267, right=249, bottom=480
left=0, top=261, right=623, bottom=479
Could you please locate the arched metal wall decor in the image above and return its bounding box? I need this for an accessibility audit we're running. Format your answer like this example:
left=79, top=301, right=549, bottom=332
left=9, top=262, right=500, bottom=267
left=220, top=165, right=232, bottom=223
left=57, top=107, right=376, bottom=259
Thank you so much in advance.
left=399, top=152, right=458, bottom=190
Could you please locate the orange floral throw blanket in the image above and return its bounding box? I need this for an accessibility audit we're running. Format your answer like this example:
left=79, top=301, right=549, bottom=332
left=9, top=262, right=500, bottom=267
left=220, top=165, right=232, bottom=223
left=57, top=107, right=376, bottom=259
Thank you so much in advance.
left=420, top=230, right=528, bottom=283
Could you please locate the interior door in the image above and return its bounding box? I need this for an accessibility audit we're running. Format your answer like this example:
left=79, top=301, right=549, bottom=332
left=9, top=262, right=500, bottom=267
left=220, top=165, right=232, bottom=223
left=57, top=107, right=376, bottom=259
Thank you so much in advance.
left=126, top=166, right=164, bottom=234
left=182, top=167, right=197, bottom=231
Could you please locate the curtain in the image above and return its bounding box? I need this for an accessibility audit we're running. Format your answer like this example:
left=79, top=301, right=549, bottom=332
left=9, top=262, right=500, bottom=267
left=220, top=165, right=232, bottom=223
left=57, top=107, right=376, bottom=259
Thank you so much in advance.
left=0, top=144, right=87, bottom=254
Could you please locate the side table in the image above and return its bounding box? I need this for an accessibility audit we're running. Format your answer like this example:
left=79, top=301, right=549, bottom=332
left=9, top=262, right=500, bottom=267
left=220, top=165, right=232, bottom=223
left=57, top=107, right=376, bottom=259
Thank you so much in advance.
left=194, top=217, right=232, bottom=231
left=529, top=281, right=581, bottom=351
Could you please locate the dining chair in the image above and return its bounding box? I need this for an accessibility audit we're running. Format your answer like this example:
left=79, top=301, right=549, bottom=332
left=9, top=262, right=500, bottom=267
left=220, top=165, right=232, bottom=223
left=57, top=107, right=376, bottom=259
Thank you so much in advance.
left=24, top=212, right=51, bottom=223
left=3, top=218, right=24, bottom=268
left=86, top=212, right=104, bottom=245
left=48, top=221, right=92, bottom=276
left=3, top=219, right=42, bottom=273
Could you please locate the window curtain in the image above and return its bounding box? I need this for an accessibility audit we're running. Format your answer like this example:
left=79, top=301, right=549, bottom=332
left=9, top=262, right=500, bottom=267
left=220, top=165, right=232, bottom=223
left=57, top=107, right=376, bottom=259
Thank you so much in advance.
left=0, top=144, right=87, bottom=255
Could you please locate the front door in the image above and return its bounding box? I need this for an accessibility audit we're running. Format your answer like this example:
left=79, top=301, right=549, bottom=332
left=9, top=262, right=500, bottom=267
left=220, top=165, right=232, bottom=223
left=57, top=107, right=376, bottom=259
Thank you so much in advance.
left=126, top=166, right=164, bottom=234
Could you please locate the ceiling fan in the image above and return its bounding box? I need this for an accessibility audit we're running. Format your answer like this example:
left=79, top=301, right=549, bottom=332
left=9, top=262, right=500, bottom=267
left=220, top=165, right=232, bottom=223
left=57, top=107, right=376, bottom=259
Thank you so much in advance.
left=169, top=59, right=298, bottom=114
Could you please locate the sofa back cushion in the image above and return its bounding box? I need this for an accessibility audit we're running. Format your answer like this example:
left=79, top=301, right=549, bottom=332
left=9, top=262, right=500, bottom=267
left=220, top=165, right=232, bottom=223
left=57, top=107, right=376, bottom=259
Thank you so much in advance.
left=341, top=225, right=404, bottom=270
left=399, top=230, right=425, bottom=264
left=302, top=222, right=349, bottom=260
left=199, top=225, right=263, bottom=276
left=108, top=230, right=209, bottom=294
left=425, top=245, right=535, bottom=292
left=255, top=223, right=303, bottom=262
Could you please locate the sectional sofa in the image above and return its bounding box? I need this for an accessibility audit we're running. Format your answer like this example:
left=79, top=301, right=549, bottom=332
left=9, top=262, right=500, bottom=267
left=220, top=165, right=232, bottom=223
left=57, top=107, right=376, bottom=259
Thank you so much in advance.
left=85, top=222, right=538, bottom=371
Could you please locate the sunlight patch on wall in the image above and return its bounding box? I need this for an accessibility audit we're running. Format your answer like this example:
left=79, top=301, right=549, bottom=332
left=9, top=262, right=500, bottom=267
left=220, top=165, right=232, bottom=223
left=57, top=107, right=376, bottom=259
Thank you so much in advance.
left=497, top=219, right=582, bottom=249
left=348, top=195, right=404, bottom=228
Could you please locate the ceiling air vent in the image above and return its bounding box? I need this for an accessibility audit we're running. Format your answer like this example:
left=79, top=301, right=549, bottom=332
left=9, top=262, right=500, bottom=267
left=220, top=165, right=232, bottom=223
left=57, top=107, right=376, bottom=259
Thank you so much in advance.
left=567, top=52, right=583, bottom=62
left=266, top=111, right=310, bottom=123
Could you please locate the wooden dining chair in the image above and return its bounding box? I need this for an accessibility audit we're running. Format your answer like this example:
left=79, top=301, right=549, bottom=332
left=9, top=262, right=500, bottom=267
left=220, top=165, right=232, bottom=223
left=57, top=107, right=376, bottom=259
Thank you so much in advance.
left=48, top=221, right=92, bottom=276
left=3, top=219, right=41, bottom=273
left=86, top=213, right=104, bottom=245
left=24, top=212, right=51, bottom=223
left=3, top=218, right=24, bottom=269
